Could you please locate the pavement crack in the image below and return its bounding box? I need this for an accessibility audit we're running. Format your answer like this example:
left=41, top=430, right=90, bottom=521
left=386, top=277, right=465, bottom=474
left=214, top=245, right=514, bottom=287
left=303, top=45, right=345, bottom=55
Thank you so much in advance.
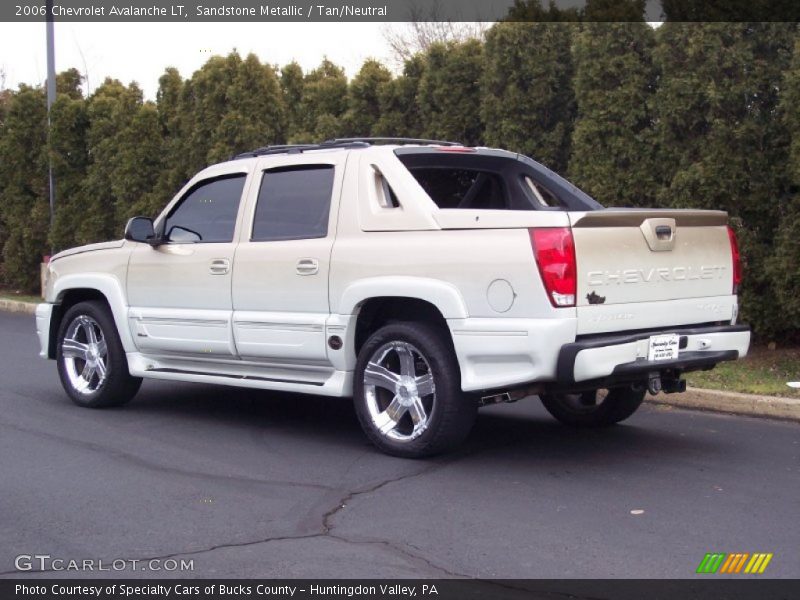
left=328, top=534, right=469, bottom=577
left=1, top=407, right=568, bottom=579
left=321, top=462, right=450, bottom=534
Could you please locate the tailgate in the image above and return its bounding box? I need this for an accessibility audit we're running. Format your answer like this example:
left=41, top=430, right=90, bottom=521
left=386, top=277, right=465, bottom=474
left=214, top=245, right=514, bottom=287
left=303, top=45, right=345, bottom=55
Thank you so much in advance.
left=569, top=209, right=737, bottom=334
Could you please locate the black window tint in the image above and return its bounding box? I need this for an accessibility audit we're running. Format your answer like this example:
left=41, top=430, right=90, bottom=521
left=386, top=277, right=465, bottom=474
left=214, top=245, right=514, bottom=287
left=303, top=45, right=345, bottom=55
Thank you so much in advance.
left=165, top=175, right=245, bottom=243
left=408, top=168, right=508, bottom=209
left=252, top=166, right=334, bottom=241
left=396, top=149, right=604, bottom=211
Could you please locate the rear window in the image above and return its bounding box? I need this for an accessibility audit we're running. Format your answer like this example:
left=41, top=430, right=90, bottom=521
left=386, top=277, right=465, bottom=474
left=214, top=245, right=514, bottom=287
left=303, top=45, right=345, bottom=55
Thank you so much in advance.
left=409, top=168, right=507, bottom=210
left=395, top=149, right=602, bottom=211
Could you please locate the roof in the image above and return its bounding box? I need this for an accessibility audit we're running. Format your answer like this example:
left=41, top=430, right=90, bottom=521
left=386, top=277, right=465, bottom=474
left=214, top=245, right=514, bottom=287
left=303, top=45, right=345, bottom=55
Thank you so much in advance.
left=232, top=137, right=464, bottom=160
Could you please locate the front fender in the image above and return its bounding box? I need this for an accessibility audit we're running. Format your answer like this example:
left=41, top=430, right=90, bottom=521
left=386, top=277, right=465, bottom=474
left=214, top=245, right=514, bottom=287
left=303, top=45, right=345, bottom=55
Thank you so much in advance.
left=51, top=273, right=135, bottom=353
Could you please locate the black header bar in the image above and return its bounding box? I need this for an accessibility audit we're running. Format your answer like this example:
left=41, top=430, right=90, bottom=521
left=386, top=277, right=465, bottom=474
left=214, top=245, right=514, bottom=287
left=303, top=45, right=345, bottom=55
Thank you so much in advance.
left=3, top=0, right=800, bottom=22
left=3, top=579, right=800, bottom=600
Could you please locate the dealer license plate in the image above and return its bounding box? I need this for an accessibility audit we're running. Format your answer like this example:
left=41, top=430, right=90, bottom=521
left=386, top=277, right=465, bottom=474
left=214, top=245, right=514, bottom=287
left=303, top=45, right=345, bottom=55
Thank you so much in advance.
left=648, top=334, right=680, bottom=361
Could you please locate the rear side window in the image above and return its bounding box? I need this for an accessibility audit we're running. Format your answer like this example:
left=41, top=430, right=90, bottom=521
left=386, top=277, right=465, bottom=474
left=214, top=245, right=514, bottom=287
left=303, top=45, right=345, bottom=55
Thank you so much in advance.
left=395, top=149, right=604, bottom=211
left=523, top=176, right=559, bottom=208
left=252, top=165, right=334, bottom=241
left=165, top=175, right=246, bottom=243
left=409, top=168, right=508, bottom=209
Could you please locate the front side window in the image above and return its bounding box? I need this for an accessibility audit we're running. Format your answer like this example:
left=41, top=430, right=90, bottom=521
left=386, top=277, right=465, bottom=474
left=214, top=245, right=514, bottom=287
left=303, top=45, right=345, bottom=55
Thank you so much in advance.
left=164, top=175, right=246, bottom=243
left=252, top=165, right=334, bottom=241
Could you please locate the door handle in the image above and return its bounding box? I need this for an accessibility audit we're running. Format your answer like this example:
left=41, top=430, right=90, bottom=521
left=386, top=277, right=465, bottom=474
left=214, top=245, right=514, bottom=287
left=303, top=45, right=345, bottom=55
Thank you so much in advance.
left=296, top=258, right=319, bottom=276
left=209, top=258, right=230, bottom=275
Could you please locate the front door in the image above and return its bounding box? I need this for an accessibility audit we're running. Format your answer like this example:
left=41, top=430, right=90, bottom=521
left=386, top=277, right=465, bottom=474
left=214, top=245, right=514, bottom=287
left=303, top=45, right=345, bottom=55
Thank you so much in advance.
left=127, top=173, right=248, bottom=358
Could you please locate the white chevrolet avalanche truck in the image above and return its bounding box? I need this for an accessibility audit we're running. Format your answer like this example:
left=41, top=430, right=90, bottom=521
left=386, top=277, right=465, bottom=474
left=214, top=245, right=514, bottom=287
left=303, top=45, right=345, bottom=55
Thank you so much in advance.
left=36, top=138, right=751, bottom=457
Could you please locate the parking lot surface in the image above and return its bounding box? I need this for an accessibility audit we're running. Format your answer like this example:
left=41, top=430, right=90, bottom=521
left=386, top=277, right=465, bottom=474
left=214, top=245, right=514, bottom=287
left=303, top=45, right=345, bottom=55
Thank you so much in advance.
left=1, top=311, right=797, bottom=579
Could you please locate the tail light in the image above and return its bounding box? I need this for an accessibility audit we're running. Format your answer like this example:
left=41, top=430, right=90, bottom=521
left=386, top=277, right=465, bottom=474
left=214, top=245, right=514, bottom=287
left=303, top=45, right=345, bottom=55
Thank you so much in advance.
left=529, top=227, right=576, bottom=308
left=727, top=225, right=742, bottom=294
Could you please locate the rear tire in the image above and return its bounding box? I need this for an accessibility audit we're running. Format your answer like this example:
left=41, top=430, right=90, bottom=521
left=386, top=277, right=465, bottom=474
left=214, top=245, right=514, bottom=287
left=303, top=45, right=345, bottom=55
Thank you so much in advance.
left=56, top=300, right=142, bottom=408
left=353, top=322, right=477, bottom=458
left=540, top=386, right=645, bottom=427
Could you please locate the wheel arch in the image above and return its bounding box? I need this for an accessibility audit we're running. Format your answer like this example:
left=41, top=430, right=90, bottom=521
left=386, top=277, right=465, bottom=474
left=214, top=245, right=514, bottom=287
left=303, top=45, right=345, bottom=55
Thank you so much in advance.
left=49, top=274, right=134, bottom=359
left=352, top=296, right=454, bottom=358
left=340, top=277, right=467, bottom=320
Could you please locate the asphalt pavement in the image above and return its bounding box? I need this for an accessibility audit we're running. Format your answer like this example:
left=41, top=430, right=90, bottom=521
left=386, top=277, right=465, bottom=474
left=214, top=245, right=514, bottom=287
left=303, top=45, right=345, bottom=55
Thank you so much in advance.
left=0, top=310, right=798, bottom=579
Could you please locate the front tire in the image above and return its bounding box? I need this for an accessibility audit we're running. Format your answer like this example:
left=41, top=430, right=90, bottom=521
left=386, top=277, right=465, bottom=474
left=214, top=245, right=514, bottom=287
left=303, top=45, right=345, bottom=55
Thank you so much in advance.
left=353, top=322, right=477, bottom=458
left=540, top=386, right=645, bottom=427
left=56, top=300, right=142, bottom=408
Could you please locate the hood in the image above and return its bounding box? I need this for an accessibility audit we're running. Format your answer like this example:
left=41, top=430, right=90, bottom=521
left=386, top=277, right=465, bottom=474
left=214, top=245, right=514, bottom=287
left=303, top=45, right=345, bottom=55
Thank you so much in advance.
left=51, top=240, right=126, bottom=262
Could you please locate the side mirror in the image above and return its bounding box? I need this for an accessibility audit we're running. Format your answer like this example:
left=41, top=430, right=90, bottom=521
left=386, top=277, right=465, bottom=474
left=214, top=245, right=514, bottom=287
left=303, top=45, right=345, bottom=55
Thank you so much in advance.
left=124, top=217, right=158, bottom=245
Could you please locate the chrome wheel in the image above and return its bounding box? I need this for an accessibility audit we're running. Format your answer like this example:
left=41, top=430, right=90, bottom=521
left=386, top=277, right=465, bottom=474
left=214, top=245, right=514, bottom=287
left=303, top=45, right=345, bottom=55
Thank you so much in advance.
left=61, top=315, right=108, bottom=395
left=363, top=341, right=436, bottom=442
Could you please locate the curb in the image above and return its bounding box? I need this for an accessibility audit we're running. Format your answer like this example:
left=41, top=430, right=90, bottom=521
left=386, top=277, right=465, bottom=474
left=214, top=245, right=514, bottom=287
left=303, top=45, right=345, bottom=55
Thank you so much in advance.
left=648, top=387, right=800, bottom=422
left=0, top=299, right=37, bottom=315
left=1, top=299, right=797, bottom=422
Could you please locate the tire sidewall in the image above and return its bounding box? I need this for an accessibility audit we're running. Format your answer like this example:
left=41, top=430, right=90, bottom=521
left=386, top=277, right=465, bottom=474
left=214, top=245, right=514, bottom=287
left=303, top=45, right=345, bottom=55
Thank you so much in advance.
left=541, top=386, right=645, bottom=427
left=353, top=322, right=468, bottom=457
left=56, top=301, right=130, bottom=408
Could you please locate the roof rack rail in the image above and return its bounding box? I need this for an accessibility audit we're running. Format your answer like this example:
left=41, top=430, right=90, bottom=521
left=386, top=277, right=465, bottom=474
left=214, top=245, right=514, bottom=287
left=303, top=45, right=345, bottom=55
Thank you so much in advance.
left=233, top=140, right=370, bottom=160
left=323, top=137, right=463, bottom=147
left=233, top=137, right=464, bottom=160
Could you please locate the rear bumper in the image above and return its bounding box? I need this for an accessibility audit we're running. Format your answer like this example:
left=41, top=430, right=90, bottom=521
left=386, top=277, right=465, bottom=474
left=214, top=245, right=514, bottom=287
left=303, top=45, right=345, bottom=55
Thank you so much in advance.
left=556, top=324, right=750, bottom=387
left=448, top=317, right=577, bottom=392
left=35, top=303, right=54, bottom=359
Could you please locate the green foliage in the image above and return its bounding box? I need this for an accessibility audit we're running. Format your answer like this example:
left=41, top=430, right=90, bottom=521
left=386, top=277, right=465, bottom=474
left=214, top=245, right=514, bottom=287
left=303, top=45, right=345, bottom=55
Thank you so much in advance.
left=113, top=102, right=163, bottom=222
left=180, top=52, right=242, bottom=170
left=293, top=58, right=348, bottom=142
left=654, top=23, right=797, bottom=338
left=505, top=0, right=645, bottom=21
left=0, top=85, right=48, bottom=291
left=342, top=59, right=392, bottom=137
left=769, top=196, right=800, bottom=338
left=1, top=29, right=799, bottom=342
left=143, top=67, right=189, bottom=217
left=783, top=39, right=800, bottom=186
left=210, top=53, right=286, bottom=162
left=661, top=0, right=800, bottom=22
left=49, top=71, right=90, bottom=251
left=374, top=55, right=425, bottom=138
left=769, top=39, right=800, bottom=336
left=505, top=0, right=582, bottom=21
left=280, top=62, right=304, bottom=141
left=482, top=22, right=576, bottom=172
left=568, top=22, right=657, bottom=206
left=584, top=0, right=646, bottom=21
left=418, top=40, right=484, bottom=145
left=72, top=79, right=156, bottom=245
left=0, top=89, right=9, bottom=261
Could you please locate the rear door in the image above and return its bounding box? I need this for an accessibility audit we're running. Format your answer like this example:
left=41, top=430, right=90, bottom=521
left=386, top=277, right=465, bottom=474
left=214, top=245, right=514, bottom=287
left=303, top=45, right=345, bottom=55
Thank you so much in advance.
left=231, top=152, right=347, bottom=373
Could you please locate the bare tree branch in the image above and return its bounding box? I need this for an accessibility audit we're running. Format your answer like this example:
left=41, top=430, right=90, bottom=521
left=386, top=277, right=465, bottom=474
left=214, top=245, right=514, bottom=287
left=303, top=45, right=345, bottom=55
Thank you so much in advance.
left=381, top=0, right=489, bottom=65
